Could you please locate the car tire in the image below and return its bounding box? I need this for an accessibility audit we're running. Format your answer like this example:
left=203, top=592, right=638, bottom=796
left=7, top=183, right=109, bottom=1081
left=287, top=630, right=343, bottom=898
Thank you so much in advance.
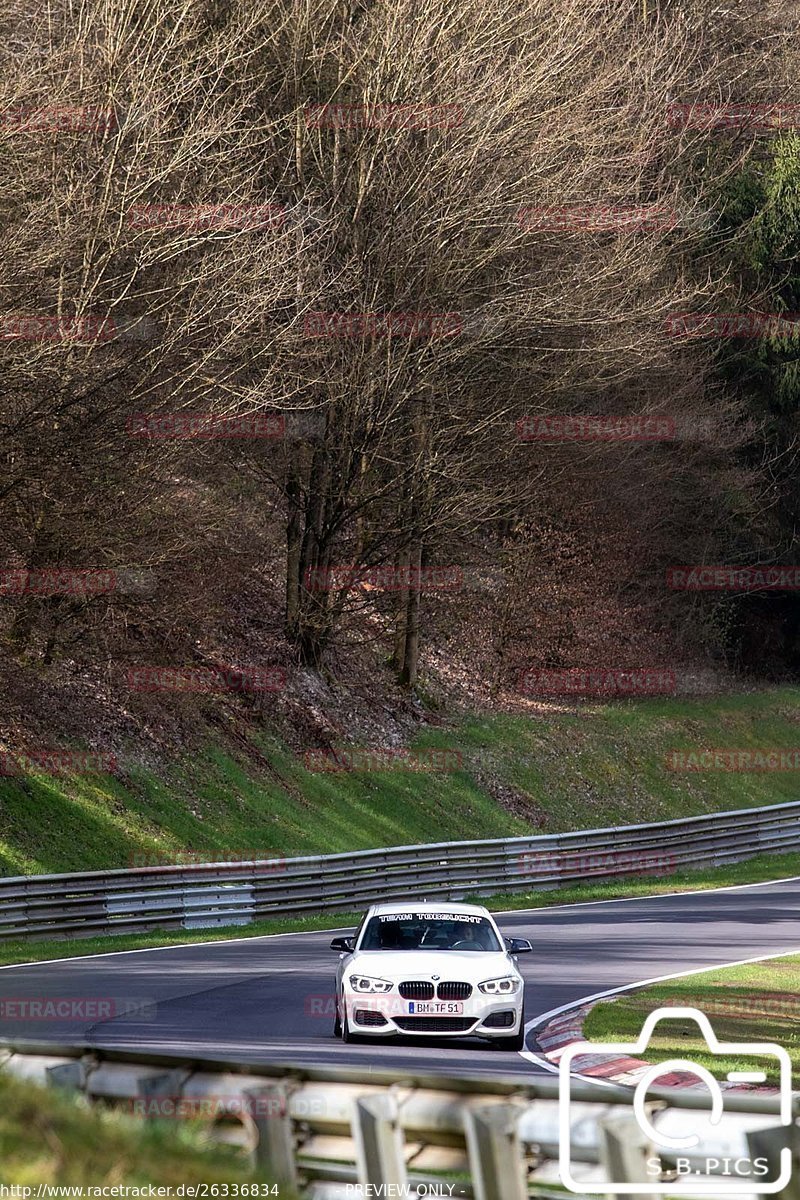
left=341, top=1007, right=362, bottom=1044
left=495, top=1027, right=525, bottom=1051
left=333, top=995, right=342, bottom=1038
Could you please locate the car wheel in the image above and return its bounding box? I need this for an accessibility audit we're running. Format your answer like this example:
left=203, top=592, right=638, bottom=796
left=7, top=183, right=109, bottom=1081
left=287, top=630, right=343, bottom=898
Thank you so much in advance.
left=495, top=1028, right=525, bottom=1051
left=333, top=994, right=342, bottom=1038
left=341, top=1006, right=362, bottom=1044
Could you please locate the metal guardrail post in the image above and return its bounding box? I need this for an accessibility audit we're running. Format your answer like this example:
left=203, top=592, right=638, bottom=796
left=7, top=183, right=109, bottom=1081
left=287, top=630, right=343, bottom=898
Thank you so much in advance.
left=45, top=1060, right=87, bottom=1092
left=599, top=1113, right=660, bottom=1200
left=746, top=1124, right=800, bottom=1199
left=134, top=1067, right=193, bottom=1121
left=353, top=1092, right=408, bottom=1189
left=245, top=1083, right=300, bottom=1190
left=463, top=1102, right=528, bottom=1200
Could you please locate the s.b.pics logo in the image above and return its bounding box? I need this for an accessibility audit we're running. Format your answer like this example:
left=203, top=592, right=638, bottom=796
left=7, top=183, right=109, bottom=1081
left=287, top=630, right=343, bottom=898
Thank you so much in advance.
left=559, top=1007, right=792, bottom=1194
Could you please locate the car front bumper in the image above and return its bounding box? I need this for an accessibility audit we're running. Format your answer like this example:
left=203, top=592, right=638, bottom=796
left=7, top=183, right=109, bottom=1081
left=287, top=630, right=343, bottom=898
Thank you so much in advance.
left=342, top=989, right=524, bottom=1038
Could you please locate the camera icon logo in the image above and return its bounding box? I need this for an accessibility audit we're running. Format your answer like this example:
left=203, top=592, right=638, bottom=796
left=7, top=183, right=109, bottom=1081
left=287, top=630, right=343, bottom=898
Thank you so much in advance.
left=559, top=1006, right=792, bottom=1194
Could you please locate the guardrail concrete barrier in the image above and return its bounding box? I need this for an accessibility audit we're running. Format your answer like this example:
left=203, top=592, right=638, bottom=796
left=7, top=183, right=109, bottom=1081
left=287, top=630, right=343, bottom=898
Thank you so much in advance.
left=0, top=1040, right=795, bottom=1199
left=1, top=799, right=798, bottom=941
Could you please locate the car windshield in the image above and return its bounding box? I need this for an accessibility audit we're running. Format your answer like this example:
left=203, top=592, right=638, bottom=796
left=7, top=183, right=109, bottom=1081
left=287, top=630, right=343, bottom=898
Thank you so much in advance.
left=360, top=911, right=502, bottom=952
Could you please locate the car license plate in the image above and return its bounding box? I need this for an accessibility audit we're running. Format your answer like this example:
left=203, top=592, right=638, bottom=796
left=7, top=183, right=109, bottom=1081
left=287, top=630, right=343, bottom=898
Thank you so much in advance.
left=407, top=1001, right=464, bottom=1014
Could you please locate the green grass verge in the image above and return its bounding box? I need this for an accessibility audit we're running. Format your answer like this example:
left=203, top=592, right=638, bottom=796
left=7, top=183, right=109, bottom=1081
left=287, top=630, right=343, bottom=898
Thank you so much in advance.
left=0, top=847, right=798, bottom=970
left=0, top=911, right=363, bottom=968
left=583, top=955, right=800, bottom=1084
left=2, top=687, right=800, bottom=876
left=0, top=1069, right=280, bottom=1187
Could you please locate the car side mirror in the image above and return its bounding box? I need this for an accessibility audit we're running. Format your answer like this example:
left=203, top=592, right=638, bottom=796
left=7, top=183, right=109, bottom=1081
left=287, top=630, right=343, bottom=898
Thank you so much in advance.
left=506, top=937, right=533, bottom=955
left=330, top=936, right=355, bottom=952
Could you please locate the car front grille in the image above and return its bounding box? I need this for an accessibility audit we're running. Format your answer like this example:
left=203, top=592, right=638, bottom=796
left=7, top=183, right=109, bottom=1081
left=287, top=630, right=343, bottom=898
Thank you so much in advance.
left=398, top=981, right=435, bottom=1000
left=394, top=1016, right=476, bottom=1033
left=354, top=1009, right=388, bottom=1026
left=437, top=981, right=472, bottom=1000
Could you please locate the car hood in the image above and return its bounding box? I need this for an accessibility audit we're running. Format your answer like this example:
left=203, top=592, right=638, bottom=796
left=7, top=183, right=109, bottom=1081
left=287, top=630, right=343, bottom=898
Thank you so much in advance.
left=346, top=950, right=518, bottom=982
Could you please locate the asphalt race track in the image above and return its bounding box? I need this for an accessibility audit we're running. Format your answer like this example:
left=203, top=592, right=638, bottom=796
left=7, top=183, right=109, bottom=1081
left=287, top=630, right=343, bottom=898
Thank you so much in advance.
left=2, top=877, right=799, bottom=1078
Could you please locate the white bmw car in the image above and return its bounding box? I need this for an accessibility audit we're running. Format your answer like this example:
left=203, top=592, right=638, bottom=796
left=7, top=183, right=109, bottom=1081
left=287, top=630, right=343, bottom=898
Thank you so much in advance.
left=330, top=901, right=531, bottom=1050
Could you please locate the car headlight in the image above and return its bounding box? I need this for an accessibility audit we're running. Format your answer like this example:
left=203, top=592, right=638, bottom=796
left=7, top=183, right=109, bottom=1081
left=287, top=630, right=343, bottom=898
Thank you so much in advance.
left=347, top=975, right=393, bottom=993
left=478, top=975, right=521, bottom=995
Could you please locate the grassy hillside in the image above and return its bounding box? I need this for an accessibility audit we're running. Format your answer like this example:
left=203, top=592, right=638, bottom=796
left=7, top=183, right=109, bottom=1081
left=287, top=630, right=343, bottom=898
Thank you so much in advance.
left=1, top=688, right=799, bottom=876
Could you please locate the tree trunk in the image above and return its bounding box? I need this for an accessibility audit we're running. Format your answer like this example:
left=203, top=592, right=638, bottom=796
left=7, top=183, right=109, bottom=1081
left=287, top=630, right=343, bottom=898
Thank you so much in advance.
left=9, top=501, right=53, bottom=651
left=392, top=483, right=412, bottom=672
left=399, top=539, right=422, bottom=689
left=285, top=446, right=304, bottom=637
left=392, top=538, right=411, bottom=673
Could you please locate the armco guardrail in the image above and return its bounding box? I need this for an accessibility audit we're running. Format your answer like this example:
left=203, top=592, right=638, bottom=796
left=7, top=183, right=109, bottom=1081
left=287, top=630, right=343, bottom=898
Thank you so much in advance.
left=2, top=800, right=799, bottom=941
left=0, top=1040, right=795, bottom=1198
